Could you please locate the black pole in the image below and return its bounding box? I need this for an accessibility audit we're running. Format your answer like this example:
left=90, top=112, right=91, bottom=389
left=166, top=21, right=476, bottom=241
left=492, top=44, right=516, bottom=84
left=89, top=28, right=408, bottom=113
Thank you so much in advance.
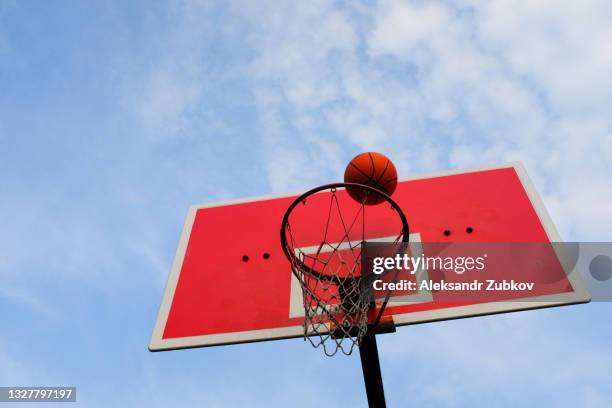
left=359, top=330, right=386, bottom=407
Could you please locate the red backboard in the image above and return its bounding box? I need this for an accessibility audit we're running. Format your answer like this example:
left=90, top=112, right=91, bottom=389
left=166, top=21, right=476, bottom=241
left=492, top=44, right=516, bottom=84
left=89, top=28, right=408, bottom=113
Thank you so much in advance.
left=149, top=163, right=589, bottom=351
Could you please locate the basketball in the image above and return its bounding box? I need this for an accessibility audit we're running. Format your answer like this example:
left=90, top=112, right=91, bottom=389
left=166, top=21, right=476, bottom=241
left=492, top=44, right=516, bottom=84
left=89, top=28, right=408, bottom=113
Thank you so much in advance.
left=344, top=152, right=398, bottom=205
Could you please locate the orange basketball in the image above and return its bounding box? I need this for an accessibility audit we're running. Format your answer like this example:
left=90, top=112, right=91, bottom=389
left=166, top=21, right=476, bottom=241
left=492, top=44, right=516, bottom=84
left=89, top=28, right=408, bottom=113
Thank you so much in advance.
left=344, top=152, right=398, bottom=205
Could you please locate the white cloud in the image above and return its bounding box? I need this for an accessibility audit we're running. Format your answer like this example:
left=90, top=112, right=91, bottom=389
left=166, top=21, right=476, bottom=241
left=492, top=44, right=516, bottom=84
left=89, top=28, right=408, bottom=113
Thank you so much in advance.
left=0, top=192, right=119, bottom=281
left=0, top=336, right=52, bottom=388
left=229, top=0, right=612, bottom=240
left=475, top=0, right=612, bottom=111
left=119, top=1, right=238, bottom=141
left=0, top=285, right=60, bottom=320
left=369, top=0, right=450, bottom=59
left=133, top=66, right=203, bottom=139
left=379, top=311, right=612, bottom=406
left=0, top=341, right=31, bottom=384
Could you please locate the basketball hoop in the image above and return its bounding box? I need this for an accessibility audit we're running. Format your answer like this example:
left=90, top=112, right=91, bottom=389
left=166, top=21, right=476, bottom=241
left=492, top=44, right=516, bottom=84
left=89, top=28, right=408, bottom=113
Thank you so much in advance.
left=280, top=183, right=410, bottom=356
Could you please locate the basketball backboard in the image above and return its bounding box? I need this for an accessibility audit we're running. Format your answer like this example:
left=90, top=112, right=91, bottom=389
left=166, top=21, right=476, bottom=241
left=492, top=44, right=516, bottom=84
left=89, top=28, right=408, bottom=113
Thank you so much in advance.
left=149, top=162, right=590, bottom=351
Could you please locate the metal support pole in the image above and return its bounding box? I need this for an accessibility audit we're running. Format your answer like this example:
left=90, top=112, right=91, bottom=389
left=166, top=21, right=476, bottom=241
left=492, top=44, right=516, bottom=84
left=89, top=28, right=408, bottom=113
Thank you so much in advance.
left=359, top=330, right=386, bottom=407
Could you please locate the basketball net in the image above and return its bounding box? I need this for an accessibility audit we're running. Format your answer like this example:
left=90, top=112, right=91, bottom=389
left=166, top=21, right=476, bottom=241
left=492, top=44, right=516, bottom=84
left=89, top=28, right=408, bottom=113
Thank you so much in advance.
left=281, top=184, right=409, bottom=356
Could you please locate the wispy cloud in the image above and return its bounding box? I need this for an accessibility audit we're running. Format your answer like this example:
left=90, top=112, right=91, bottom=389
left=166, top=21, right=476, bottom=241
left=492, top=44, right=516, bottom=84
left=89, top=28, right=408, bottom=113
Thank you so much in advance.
left=0, top=284, right=60, bottom=320
left=227, top=0, right=612, bottom=239
left=379, top=310, right=612, bottom=407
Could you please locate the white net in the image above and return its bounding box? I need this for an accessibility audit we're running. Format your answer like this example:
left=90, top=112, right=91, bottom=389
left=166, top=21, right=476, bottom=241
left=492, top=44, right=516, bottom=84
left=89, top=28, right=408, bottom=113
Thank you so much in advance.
left=282, top=186, right=407, bottom=356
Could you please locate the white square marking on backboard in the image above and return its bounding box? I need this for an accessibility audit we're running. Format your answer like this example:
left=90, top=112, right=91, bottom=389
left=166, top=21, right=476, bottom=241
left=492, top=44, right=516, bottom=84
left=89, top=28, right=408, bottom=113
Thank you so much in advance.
left=289, top=233, right=433, bottom=318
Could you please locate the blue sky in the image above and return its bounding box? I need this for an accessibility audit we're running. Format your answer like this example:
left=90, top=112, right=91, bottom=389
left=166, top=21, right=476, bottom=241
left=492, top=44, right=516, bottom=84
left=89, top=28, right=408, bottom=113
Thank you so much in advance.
left=1, top=0, right=611, bottom=406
